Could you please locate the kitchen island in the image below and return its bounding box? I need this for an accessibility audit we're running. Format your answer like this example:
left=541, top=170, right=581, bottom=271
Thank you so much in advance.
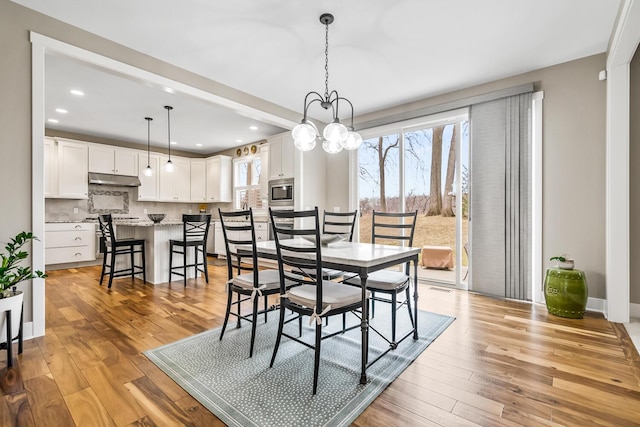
left=117, top=220, right=202, bottom=285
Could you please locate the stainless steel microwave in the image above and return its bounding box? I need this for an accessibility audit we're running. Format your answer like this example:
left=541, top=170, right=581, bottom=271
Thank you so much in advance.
left=268, top=178, right=294, bottom=207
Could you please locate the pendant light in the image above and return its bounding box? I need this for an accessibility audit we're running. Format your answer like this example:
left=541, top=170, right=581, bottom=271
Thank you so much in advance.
left=292, top=13, right=362, bottom=153
left=164, top=105, right=174, bottom=172
left=143, top=117, right=154, bottom=177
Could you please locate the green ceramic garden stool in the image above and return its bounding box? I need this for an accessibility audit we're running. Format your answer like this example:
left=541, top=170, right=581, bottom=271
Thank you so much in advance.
left=544, top=268, right=588, bottom=319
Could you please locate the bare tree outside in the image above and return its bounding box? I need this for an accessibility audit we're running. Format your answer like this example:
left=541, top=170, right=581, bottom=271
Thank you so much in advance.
left=426, top=126, right=444, bottom=216
left=442, top=124, right=457, bottom=217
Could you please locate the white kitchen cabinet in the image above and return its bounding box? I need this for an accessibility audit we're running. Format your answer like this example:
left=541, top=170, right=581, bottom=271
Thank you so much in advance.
left=137, top=153, right=160, bottom=201
left=45, top=222, right=96, bottom=265
left=89, top=144, right=138, bottom=176
left=190, top=159, right=207, bottom=203
left=44, top=137, right=58, bottom=198
left=259, top=144, right=269, bottom=197
left=159, top=155, right=191, bottom=201
left=268, top=133, right=294, bottom=180
left=206, top=155, right=232, bottom=203
left=57, top=139, right=89, bottom=199
left=215, top=221, right=268, bottom=258
left=214, top=222, right=225, bottom=257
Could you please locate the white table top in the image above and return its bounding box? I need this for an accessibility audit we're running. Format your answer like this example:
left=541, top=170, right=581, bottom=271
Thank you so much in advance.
left=253, top=239, right=420, bottom=269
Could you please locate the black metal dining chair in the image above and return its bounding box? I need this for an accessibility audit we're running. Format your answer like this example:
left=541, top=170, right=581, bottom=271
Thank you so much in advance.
left=169, top=214, right=211, bottom=286
left=344, top=210, right=417, bottom=348
left=218, top=208, right=285, bottom=357
left=269, top=207, right=366, bottom=394
left=98, top=214, right=147, bottom=289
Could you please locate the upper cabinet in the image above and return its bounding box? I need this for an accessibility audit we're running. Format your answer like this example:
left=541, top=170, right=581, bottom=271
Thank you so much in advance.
left=137, top=152, right=160, bottom=201
left=206, top=155, right=232, bottom=203
left=268, top=133, right=294, bottom=180
left=159, top=155, right=191, bottom=202
left=89, top=145, right=138, bottom=176
left=190, top=159, right=207, bottom=203
left=56, top=139, right=89, bottom=199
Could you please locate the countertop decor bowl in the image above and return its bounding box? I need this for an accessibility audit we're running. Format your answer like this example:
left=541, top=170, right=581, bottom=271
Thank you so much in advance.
left=147, top=213, right=165, bottom=223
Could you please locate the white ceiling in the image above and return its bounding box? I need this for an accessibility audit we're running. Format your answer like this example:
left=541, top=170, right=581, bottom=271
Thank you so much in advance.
left=15, top=0, right=621, bottom=154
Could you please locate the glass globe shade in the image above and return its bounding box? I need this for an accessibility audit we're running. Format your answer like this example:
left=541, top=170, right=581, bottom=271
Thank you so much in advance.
left=322, top=138, right=343, bottom=154
left=292, top=122, right=317, bottom=147
left=294, top=137, right=316, bottom=152
left=143, top=165, right=154, bottom=177
left=323, top=122, right=348, bottom=145
left=165, top=159, right=175, bottom=172
left=341, top=131, right=363, bottom=150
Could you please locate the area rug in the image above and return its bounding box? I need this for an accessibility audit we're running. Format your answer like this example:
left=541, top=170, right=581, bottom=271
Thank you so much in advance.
left=144, top=307, right=454, bottom=427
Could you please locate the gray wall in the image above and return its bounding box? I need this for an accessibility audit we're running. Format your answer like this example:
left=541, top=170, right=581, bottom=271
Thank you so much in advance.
left=329, top=54, right=608, bottom=299
left=631, top=48, right=640, bottom=305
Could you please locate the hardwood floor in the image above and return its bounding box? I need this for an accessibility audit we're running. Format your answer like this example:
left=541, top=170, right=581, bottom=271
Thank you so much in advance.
left=1, top=263, right=639, bottom=426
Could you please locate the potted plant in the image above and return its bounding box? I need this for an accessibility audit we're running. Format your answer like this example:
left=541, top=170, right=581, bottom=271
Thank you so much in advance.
left=549, top=255, right=574, bottom=270
left=0, top=232, right=47, bottom=346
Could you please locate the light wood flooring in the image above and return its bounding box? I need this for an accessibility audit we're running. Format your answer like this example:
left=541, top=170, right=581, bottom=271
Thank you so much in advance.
left=1, top=262, right=640, bottom=426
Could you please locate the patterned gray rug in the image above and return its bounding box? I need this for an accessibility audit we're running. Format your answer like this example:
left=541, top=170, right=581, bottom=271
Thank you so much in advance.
left=144, top=306, right=454, bottom=427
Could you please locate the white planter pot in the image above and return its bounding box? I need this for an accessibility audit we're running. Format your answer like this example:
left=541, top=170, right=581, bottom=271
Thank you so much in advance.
left=0, top=291, right=24, bottom=344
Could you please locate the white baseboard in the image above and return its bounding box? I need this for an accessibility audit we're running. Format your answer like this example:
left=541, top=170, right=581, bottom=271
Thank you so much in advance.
left=586, top=297, right=606, bottom=314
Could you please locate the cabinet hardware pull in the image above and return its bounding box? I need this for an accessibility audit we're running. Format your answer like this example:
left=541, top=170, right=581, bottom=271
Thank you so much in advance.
left=74, top=252, right=81, bottom=256
left=75, top=237, right=82, bottom=241
left=75, top=225, right=82, bottom=229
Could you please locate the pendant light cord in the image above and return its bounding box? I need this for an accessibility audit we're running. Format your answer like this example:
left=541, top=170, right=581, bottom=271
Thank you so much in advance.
left=165, top=106, right=173, bottom=161
left=324, top=20, right=329, bottom=101
left=146, top=117, right=152, bottom=166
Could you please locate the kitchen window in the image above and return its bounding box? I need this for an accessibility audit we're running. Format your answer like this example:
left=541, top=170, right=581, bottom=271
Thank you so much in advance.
left=233, top=155, right=264, bottom=209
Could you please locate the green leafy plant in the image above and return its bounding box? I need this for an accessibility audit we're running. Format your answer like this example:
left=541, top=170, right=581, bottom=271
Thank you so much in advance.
left=0, top=231, right=47, bottom=298
left=549, top=255, right=567, bottom=263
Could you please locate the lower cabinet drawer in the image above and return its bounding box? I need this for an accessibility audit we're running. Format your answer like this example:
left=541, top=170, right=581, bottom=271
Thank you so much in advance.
left=46, top=230, right=94, bottom=248
left=45, top=246, right=95, bottom=265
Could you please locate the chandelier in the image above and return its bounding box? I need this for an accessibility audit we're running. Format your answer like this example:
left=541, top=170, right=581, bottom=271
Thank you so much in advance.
left=292, top=13, right=362, bottom=154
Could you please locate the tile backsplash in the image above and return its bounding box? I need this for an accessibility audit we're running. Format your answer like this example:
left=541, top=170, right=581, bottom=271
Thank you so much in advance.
left=45, top=184, right=232, bottom=222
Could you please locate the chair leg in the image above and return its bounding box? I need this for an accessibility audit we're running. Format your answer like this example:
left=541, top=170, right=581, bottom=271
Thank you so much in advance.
left=313, top=321, right=322, bottom=395
left=108, top=249, right=116, bottom=289
left=169, top=243, right=174, bottom=284
left=236, top=293, right=242, bottom=328
left=371, top=291, right=376, bottom=319
left=249, top=295, right=259, bottom=357
left=264, top=296, right=268, bottom=323
left=130, top=245, right=135, bottom=279
left=342, top=312, right=346, bottom=334
left=391, top=292, right=397, bottom=344
left=100, top=249, right=107, bottom=286
left=219, top=289, right=233, bottom=341
left=298, top=315, right=302, bottom=337
left=202, top=246, right=209, bottom=283
left=269, top=304, right=286, bottom=368
left=141, top=243, right=147, bottom=284
left=183, top=248, right=187, bottom=287
left=405, top=288, right=414, bottom=328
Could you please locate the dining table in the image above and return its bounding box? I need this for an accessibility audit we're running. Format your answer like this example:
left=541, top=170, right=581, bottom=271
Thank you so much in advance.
left=249, top=238, right=421, bottom=385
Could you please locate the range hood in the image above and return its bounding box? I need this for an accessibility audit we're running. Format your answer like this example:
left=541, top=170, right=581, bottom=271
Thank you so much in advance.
left=88, top=172, right=141, bottom=187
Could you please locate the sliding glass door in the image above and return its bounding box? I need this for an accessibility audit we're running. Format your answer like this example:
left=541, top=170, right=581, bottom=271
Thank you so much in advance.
left=357, top=111, right=469, bottom=287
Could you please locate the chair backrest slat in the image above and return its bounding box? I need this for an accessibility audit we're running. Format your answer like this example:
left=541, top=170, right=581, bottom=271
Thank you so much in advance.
left=371, top=210, right=418, bottom=274
left=218, top=208, right=259, bottom=281
left=322, top=210, right=358, bottom=242
left=270, top=207, right=323, bottom=297
left=98, top=214, right=116, bottom=245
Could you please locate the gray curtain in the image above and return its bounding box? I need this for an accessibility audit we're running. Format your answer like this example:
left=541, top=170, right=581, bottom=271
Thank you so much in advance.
left=469, top=93, right=532, bottom=300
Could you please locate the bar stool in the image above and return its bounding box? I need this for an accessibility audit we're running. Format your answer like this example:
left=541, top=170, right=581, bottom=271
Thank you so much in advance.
left=98, top=214, right=146, bottom=289
left=169, top=214, right=211, bottom=286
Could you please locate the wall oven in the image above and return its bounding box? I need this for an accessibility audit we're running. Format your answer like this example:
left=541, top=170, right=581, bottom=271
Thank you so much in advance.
left=268, top=178, right=294, bottom=207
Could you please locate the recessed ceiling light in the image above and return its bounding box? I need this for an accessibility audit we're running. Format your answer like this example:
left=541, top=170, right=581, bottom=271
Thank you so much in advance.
left=164, top=87, right=174, bottom=94
left=47, top=118, right=59, bottom=123
left=236, top=139, right=243, bottom=143
left=249, top=126, right=258, bottom=130
left=55, top=108, right=68, bottom=114
left=170, top=141, right=177, bottom=145
left=196, top=143, right=203, bottom=147
left=70, top=89, right=84, bottom=96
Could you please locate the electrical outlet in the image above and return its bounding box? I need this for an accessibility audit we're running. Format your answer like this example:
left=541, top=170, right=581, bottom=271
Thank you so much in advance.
left=73, top=208, right=78, bottom=214
left=144, top=208, right=148, bottom=214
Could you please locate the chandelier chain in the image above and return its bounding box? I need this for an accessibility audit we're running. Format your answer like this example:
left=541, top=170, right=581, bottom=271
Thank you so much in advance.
left=324, top=19, right=329, bottom=100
